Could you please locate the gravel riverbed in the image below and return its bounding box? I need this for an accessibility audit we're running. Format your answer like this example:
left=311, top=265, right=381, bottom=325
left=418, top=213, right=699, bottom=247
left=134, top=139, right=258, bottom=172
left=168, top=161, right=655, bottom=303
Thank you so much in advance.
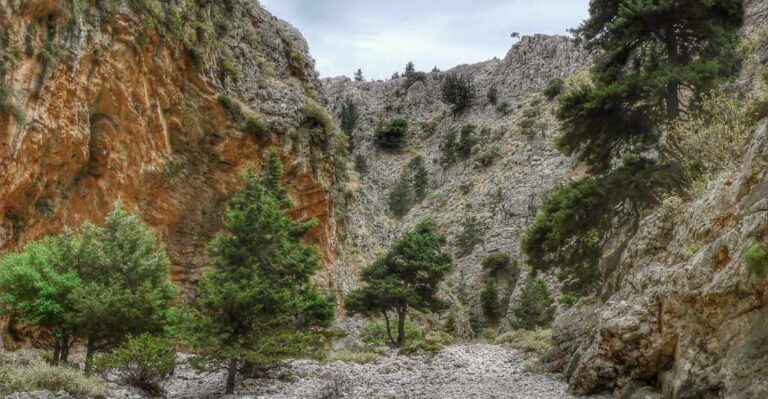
left=106, top=344, right=610, bottom=399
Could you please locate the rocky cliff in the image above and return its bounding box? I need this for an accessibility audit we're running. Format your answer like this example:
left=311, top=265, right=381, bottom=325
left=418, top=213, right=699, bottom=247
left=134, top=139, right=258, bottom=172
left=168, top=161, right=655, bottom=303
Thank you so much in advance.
left=0, top=0, right=344, bottom=297
left=324, top=35, right=590, bottom=331
left=550, top=2, right=768, bottom=398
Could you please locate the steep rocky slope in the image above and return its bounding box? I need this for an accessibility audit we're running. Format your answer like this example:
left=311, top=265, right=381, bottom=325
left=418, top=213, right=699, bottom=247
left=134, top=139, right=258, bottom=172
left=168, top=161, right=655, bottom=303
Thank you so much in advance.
left=324, top=35, right=590, bottom=332
left=551, top=2, right=768, bottom=398
left=0, top=0, right=344, bottom=305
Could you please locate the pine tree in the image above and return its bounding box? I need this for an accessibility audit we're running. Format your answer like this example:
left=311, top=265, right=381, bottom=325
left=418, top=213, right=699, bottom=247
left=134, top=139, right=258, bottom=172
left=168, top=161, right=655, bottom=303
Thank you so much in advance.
left=338, top=98, right=359, bottom=140
left=523, top=0, right=744, bottom=295
left=408, top=156, right=429, bottom=202
left=73, top=203, right=179, bottom=372
left=511, top=278, right=555, bottom=330
left=353, top=68, right=364, bottom=82
left=345, top=220, right=452, bottom=347
left=192, top=156, right=335, bottom=394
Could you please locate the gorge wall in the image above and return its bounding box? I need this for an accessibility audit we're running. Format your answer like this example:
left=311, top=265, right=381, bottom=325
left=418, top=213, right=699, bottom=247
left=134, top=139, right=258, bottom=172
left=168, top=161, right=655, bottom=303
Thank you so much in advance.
left=324, top=35, right=590, bottom=331
left=0, top=0, right=344, bottom=300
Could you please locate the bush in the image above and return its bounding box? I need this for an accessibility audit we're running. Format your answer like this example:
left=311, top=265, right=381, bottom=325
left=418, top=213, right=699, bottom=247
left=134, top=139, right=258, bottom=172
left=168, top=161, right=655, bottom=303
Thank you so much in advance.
left=218, top=95, right=243, bottom=120
left=441, top=72, right=475, bottom=114
left=94, top=334, right=175, bottom=395
left=360, top=319, right=422, bottom=345
left=559, top=292, right=578, bottom=308
left=510, top=278, right=555, bottom=330
left=487, top=86, right=498, bottom=105
left=388, top=177, right=412, bottom=217
left=744, top=242, right=768, bottom=276
left=472, top=143, right=501, bottom=167
left=481, top=277, right=500, bottom=322
left=457, top=124, right=477, bottom=159
left=543, top=78, right=565, bottom=100
left=0, top=352, right=106, bottom=397
left=479, top=328, right=497, bottom=343
left=456, top=216, right=484, bottom=257
left=482, top=253, right=512, bottom=274
left=245, top=115, right=266, bottom=136
left=354, top=155, right=368, bottom=175
left=325, top=348, right=385, bottom=364
left=494, top=329, right=553, bottom=353
left=439, top=129, right=459, bottom=165
left=338, top=98, right=359, bottom=137
left=518, top=117, right=535, bottom=136
left=221, top=58, right=240, bottom=82
left=495, top=100, right=511, bottom=115
left=303, top=101, right=334, bottom=141
left=375, top=117, right=408, bottom=150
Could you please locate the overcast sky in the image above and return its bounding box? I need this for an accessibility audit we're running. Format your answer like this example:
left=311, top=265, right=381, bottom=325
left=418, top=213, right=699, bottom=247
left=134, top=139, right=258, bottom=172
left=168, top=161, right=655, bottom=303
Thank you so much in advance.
left=259, top=0, right=590, bottom=80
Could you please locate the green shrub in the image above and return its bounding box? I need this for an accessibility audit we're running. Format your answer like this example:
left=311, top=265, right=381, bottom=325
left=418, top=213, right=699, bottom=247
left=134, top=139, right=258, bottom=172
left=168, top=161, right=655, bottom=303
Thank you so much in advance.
left=325, top=348, right=384, bottom=364
left=0, top=352, right=106, bottom=397
left=441, top=72, right=475, bottom=114
left=456, top=216, right=484, bottom=257
left=472, top=143, right=501, bottom=167
left=481, top=277, right=500, bottom=323
left=360, top=319, right=422, bottom=345
left=94, top=334, right=175, bottom=395
left=543, top=77, right=565, bottom=100
left=354, top=155, right=368, bottom=175
left=388, top=177, right=412, bottom=217
left=303, top=101, right=333, bottom=141
left=221, top=57, right=240, bottom=82
left=245, top=115, right=266, bottom=136
left=559, top=292, right=578, bottom=308
left=510, top=278, right=555, bottom=330
left=522, top=108, right=538, bottom=118
left=479, top=328, right=497, bottom=343
left=421, top=118, right=438, bottom=138
left=218, top=95, right=243, bottom=120
left=439, top=129, right=459, bottom=165
left=459, top=180, right=473, bottom=194
left=487, top=86, right=498, bottom=105
left=457, top=124, right=477, bottom=159
left=495, top=100, right=511, bottom=115
left=375, top=117, right=408, bottom=150
left=494, top=329, right=553, bottom=353
left=744, top=242, right=768, bottom=275
left=518, top=117, right=535, bottom=136
left=338, top=98, right=359, bottom=137
left=482, top=253, right=512, bottom=274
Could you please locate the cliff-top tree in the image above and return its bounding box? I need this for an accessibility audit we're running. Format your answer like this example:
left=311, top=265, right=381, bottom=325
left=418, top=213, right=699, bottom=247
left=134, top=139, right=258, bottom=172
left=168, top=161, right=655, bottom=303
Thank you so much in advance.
left=345, top=220, right=452, bottom=347
left=523, top=0, right=744, bottom=295
left=192, top=149, right=335, bottom=395
left=354, top=68, right=364, bottom=81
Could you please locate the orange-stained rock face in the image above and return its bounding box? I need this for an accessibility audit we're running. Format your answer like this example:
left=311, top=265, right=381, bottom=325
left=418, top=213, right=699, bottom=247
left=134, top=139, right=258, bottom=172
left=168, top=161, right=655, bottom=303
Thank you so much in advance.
left=0, top=2, right=341, bottom=295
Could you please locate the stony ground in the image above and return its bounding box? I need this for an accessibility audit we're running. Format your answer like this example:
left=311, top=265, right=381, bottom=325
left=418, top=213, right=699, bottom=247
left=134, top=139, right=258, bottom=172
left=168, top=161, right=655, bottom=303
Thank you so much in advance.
left=106, top=344, right=609, bottom=399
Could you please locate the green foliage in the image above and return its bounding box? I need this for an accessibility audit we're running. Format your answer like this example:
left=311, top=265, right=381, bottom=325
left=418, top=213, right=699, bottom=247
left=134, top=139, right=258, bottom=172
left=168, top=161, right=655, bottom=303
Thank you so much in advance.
left=456, top=216, right=484, bottom=257
left=303, top=101, right=334, bottom=142
left=439, top=124, right=476, bottom=165
left=403, top=61, right=427, bottom=89
left=360, top=320, right=422, bottom=345
left=481, top=253, right=512, bottom=274
left=480, top=278, right=500, bottom=323
left=94, top=334, right=175, bottom=395
left=0, top=203, right=178, bottom=370
left=439, top=129, right=459, bottom=165
left=387, top=177, right=412, bottom=217
left=221, top=57, right=240, bottom=82
left=542, top=77, right=564, bottom=100
left=375, top=117, right=408, bottom=151
left=495, top=100, right=511, bottom=115
left=472, top=143, right=500, bottom=167
left=338, top=98, right=359, bottom=138
left=345, top=220, right=452, bottom=347
left=559, top=292, right=578, bottom=308
left=409, top=155, right=429, bottom=202
left=486, top=86, right=498, bottom=105
left=387, top=155, right=429, bottom=216
left=744, top=242, right=768, bottom=276
left=518, top=117, right=535, bottom=136
left=522, top=156, right=681, bottom=294
left=218, top=95, right=243, bottom=121
left=494, top=329, right=552, bottom=353
left=0, top=351, right=105, bottom=397
left=245, top=115, right=266, bottom=137
left=441, top=72, right=475, bottom=114
left=354, top=155, right=368, bottom=175
left=510, top=278, right=555, bottom=330
left=190, top=153, right=335, bottom=393
left=354, top=68, right=364, bottom=82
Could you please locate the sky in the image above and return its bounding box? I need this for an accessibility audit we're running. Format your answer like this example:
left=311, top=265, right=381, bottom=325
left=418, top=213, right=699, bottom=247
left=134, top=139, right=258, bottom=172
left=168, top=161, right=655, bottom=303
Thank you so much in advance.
left=259, top=0, right=590, bottom=80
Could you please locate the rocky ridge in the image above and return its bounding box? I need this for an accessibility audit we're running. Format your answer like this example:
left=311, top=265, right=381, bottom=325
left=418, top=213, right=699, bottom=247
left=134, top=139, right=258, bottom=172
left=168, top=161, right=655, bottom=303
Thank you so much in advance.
left=324, top=35, right=590, bottom=332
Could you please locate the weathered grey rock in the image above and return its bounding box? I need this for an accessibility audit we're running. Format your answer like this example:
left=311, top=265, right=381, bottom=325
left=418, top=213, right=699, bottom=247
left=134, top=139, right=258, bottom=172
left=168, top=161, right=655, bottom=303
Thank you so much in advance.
left=324, top=35, right=591, bottom=332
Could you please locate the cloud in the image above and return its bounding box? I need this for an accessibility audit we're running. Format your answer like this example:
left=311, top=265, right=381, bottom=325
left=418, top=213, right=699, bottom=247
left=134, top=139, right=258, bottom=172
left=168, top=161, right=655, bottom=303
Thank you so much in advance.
left=259, top=0, right=589, bottom=79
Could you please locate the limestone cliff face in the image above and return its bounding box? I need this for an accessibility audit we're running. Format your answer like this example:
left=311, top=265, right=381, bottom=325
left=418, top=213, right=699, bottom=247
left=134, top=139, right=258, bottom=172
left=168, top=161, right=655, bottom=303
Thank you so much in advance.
left=551, top=3, right=768, bottom=398
left=323, top=35, right=590, bottom=332
left=0, top=0, right=342, bottom=294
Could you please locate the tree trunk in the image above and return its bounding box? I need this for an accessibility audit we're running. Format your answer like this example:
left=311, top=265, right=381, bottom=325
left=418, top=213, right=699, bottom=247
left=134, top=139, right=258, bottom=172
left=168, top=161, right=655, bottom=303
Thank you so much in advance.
left=382, top=311, right=396, bottom=346
left=396, top=307, right=407, bottom=347
left=52, top=336, right=61, bottom=365
left=60, top=334, right=71, bottom=363
left=84, top=337, right=96, bottom=374
left=225, top=358, right=238, bottom=395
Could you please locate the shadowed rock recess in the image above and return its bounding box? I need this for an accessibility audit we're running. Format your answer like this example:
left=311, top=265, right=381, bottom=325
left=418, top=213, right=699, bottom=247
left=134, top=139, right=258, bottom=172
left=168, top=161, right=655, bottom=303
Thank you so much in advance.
left=1, top=0, right=768, bottom=398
